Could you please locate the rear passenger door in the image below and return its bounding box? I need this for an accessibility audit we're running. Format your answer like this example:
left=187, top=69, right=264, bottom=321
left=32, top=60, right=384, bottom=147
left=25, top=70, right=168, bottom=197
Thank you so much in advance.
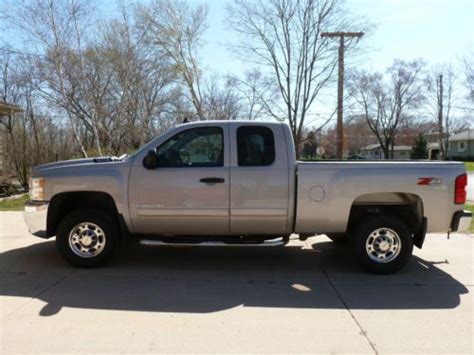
left=229, top=123, right=290, bottom=235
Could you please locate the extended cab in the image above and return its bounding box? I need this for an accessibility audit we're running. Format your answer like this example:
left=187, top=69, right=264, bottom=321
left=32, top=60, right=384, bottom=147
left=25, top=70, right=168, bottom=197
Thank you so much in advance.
left=24, top=121, right=472, bottom=273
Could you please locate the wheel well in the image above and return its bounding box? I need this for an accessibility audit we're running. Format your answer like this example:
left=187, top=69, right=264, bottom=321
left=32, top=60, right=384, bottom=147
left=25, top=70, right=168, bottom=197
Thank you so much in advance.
left=347, top=193, right=424, bottom=234
left=47, top=191, right=119, bottom=237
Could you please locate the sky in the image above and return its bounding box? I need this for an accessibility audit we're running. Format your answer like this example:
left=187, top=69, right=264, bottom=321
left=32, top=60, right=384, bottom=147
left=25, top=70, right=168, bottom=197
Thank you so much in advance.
left=189, top=0, right=474, bottom=123
left=2, top=0, right=473, bottom=124
left=192, top=0, right=473, bottom=74
left=89, top=0, right=473, bottom=79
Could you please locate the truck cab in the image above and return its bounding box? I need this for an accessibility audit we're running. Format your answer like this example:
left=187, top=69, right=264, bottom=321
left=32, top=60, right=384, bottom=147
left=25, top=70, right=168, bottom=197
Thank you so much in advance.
left=128, top=121, right=295, bottom=236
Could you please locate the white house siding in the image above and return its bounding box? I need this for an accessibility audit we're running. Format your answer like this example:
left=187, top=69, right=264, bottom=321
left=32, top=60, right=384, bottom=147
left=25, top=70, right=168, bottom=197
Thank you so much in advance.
left=393, top=150, right=410, bottom=160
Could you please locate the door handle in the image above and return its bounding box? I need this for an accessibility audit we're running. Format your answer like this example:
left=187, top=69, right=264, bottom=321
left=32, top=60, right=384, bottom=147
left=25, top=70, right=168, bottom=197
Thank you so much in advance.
left=200, top=177, right=225, bottom=184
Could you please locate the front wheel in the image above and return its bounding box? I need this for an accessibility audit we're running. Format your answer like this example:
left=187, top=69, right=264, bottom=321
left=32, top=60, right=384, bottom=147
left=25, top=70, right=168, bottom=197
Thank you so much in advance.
left=56, top=209, right=119, bottom=268
left=352, top=216, right=413, bottom=274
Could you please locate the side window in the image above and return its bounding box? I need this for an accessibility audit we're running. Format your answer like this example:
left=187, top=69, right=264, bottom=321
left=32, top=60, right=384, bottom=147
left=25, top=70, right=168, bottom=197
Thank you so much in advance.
left=157, top=127, right=223, bottom=167
left=237, top=126, right=275, bottom=166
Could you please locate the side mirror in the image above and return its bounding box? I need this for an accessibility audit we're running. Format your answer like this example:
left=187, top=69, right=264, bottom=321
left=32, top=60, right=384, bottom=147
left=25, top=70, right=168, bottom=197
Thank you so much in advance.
left=143, top=150, right=158, bottom=170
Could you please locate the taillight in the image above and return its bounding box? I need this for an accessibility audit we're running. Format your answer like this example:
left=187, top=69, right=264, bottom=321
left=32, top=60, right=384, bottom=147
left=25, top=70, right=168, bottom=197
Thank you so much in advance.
left=454, top=173, right=467, bottom=205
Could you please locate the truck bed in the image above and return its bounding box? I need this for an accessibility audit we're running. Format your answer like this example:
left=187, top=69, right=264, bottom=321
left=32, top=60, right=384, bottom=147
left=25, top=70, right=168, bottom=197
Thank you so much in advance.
left=294, top=160, right=466, bottom=234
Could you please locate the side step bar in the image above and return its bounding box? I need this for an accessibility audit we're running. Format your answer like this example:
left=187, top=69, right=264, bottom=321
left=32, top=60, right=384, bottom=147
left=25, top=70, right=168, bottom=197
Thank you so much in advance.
left=139, top=237, right=286, bottom=248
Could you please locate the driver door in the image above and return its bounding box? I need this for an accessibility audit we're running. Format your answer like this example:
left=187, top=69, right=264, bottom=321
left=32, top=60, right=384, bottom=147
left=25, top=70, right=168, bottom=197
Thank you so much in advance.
left=128, top=124, right=230, bottom=235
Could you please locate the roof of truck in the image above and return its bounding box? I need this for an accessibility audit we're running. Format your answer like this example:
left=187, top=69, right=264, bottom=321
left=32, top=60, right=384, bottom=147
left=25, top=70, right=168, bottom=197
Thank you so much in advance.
left=178, top=119, right=285, bottom=126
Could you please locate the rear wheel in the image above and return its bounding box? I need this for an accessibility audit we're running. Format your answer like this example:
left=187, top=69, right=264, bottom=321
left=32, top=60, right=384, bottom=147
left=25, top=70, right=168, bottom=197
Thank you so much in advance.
left=352, top=216, right=413, bottom=274
left=56, top=209, right=119, bottom=268
left=326, top=233, right=349, bottom=244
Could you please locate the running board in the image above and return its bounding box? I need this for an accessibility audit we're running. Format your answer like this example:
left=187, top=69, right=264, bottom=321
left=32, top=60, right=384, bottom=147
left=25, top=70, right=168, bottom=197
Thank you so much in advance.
left=139, top=237, right=286, bottom=248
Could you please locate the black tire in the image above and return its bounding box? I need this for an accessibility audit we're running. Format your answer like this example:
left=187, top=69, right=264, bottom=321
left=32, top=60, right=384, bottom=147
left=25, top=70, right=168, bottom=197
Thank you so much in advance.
left=327, top=233, right=349, bottom=244
left=56, top=209, right=119, bottom=268
left=352, top=216, right=413, bottom=274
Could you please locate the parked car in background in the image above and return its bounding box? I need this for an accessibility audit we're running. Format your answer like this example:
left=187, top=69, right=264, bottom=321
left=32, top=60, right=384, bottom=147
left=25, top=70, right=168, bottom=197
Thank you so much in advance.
left=348, top=154, right=367, bottom=160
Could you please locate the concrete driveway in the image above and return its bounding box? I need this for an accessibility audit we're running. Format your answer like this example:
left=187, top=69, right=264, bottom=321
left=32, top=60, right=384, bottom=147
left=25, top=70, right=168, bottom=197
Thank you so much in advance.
left=0, top=211, right=472, bottom=354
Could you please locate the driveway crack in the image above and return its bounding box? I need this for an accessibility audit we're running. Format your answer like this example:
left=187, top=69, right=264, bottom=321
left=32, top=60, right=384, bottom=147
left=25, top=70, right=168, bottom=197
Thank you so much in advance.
left=322, top=268, right=379, bottom=355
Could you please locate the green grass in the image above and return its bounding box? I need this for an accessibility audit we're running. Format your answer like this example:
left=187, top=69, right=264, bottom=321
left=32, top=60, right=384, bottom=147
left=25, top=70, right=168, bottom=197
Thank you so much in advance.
left=466, top=204, right=474, bottom=233
left=0, top=194, right=29, bottom=211
left=465, top=162, right=474, bottom=172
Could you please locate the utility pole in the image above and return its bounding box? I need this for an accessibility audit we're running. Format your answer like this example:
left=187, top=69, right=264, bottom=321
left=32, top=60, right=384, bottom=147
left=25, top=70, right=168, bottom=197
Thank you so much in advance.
left=321, top=31, right=364, bottom=159
left=437, top=74, right=444, bottom=159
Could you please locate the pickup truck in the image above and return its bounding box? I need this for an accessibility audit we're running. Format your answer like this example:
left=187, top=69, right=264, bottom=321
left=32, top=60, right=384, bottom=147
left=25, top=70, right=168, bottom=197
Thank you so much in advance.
left=24, top=120, right=472, bottom=273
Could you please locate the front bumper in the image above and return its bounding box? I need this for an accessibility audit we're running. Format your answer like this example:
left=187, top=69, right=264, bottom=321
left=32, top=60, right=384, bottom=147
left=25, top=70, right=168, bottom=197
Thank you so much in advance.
left=24, top=200, right=49, bottom=238
left=451, top=210, right=472, bottom=233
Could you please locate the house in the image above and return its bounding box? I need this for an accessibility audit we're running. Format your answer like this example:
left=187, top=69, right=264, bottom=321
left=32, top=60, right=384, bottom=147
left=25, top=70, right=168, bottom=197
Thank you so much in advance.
left=447, top=128, right=474, bottom=160
left=427, top=142, right=440, bottom=160
left=360, top=144, right=412, bottom=160
left=0, top=102, right=23, bottom=175
left=360, top=144, right=383, bottom=159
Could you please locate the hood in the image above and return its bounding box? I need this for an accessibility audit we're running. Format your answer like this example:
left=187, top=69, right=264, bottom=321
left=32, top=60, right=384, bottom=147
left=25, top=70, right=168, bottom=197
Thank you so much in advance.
left=33, top=156, right=129, bottom=175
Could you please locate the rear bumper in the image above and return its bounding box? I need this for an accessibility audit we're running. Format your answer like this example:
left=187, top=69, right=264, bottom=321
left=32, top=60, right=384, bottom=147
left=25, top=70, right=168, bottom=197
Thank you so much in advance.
left=24, top=200, right=49, bottom=238
left=451, top=210, right=472, bottom=232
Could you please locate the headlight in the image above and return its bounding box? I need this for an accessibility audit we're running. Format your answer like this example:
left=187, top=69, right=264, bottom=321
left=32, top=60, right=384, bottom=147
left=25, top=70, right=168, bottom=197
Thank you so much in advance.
left=30, top=177, right=45, bottom=201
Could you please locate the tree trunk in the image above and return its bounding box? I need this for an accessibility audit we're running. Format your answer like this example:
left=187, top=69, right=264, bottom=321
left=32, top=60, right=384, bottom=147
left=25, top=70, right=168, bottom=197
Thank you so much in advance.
left=382, top=145, right=390, bottom=160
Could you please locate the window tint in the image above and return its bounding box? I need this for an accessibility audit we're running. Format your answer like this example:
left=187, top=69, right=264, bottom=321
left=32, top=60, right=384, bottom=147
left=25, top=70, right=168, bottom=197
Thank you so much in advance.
left=157, top=127, right=223, bottom=167
left=237, top=126, right=275, bottom=166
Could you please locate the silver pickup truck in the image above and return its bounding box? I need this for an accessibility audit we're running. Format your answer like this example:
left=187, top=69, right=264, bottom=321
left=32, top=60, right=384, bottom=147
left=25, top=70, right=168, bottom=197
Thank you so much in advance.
left=24, top=120, right=472, bottom=273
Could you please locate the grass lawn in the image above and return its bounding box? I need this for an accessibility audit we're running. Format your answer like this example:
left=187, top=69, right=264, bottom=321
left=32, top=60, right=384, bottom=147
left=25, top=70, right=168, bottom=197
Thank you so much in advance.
left=0, top=194, right=29, bottom=211
left=466, top=204, right=474, bottom=233
left=466, top=162, right=474, bottom=172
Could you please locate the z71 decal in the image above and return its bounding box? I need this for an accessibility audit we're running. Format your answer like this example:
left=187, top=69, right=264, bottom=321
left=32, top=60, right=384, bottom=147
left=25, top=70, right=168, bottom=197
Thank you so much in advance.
left=417, top=177, right=442, bottom=186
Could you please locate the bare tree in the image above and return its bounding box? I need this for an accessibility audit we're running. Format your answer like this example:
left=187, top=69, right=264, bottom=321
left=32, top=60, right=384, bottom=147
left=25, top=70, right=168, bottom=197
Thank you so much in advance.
left=4, top=0, right=99, bottom=156
left=203, top=76, right=241, bottom=120
left=348, top=59, right=426, bottom=159
left=344, top=114, right=374, bottom=154
left=0, top=0, right=214, bottom=183
left=138, top=0, right=208, bottom=120
left=230, top=69, right=280, bottom=120
left=227, top=0, right=360, bottom=153
left=4, top=0, right=188, bottom=158
left=301, top=129, right=318, bottom=159
left=99, top=4, right=182, bottom=152
left=463, top=54, right=474, bottom=103
left=1, top=53, right=74, bottom=186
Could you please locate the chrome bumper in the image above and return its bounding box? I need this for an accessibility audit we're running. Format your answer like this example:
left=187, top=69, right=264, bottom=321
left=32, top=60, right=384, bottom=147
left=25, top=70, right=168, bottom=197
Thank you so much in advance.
left=451, top=210, right=472, bottom=233
left=24, top=200, right=49, bottom=238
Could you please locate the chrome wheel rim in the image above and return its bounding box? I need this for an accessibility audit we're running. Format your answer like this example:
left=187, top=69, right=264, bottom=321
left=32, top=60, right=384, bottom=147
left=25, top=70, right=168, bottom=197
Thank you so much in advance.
left=365, top=228, right=401, bottom=263
left=68, top=222, right=106, bottom=258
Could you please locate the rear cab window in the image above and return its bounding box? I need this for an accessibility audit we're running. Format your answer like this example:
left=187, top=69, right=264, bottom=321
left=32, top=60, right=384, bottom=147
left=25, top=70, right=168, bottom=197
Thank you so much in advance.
left=237, top=126, right=275, bottom=166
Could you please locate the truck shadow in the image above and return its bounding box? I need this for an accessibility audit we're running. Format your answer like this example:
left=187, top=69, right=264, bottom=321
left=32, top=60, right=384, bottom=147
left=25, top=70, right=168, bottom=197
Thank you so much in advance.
left=0, top=240, right=469, bottom=316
